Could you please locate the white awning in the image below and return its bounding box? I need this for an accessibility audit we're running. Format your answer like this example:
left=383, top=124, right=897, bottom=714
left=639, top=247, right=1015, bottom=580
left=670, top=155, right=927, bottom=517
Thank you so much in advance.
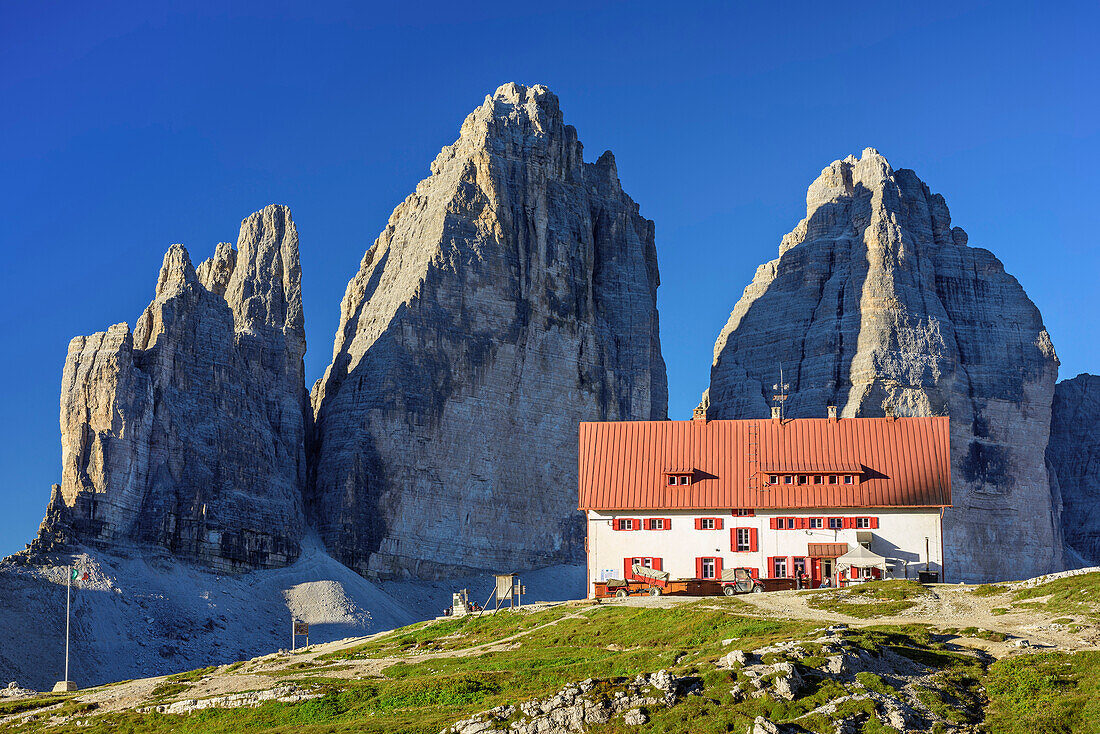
left=835, top=544, right=888, bottom=571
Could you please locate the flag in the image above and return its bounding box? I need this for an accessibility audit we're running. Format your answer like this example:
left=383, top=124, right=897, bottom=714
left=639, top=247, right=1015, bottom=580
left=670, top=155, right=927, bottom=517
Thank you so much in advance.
left=70, top=568, right=89, bottom=582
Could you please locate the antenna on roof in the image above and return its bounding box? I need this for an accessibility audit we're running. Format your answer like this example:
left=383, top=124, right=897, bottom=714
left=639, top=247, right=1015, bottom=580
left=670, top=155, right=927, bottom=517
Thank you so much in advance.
left=772, top=365, right=791, bottom=420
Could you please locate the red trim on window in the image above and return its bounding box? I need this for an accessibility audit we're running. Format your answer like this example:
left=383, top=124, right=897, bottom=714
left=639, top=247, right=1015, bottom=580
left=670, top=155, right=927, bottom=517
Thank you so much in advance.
left=652, top=557, right=663, bottom=571
left=695, top=557, right=704, bottom=579
left=749, top=527, right=758, bottom=552
left=750, top=567, right=759, bottom=579
left=715, top=557, right=724, bottom=580
left=870, top=517, right=879, bottom=529
left=694, top=518, right=702, bottom=530
left=769, top=518, right=778, bottom=530
left=715, top=518, right=724, bottom=531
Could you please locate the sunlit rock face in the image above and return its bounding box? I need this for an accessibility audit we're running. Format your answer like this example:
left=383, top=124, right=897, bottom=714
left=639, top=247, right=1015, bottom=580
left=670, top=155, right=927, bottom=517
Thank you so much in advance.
left=34, top=205, right=309, bottom=570
left=310, top=83, right=667, bottom=579
left=1048, top=373, right=1100, bottom=565
left=706, top=149, right=1061, bottom=583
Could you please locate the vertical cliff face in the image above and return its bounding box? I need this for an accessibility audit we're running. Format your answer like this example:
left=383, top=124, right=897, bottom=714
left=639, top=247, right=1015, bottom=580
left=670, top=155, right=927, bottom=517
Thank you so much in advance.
left=35, top=205, right=309, bottom=570
left=1048, top=374, right=1100, bottom=564
left=310, top=82, right=667, bottom=579
left=706, top=149, right=1061, bottom=582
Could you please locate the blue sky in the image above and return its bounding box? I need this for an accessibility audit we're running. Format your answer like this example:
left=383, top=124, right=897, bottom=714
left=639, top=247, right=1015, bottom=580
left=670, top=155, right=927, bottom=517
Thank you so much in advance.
left=1, top=1, right=1096, bottom=558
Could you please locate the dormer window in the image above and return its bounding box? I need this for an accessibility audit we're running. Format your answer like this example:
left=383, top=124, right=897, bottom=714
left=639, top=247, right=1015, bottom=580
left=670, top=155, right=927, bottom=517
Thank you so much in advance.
left=666, top=472, right=692, bottom=486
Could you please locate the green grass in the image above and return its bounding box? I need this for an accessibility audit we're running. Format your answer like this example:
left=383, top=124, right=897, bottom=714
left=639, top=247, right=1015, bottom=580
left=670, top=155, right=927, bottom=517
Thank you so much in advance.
left=6, top=603, right=816, bottom=734
left=0, top=605, right=1003, bottom=734
left=0, top=694, right=72, bottom=717
left=166, top=666, right=217, bottom=683
left=803, top=581, right=927, bottom=619
left=1009, top=572, right=1100, bottom=620
left=147, top=681, right=190, bottom=700
left=984, top=652, right=1100, bottom=733
left=971, top=583, right=1009, bottom=597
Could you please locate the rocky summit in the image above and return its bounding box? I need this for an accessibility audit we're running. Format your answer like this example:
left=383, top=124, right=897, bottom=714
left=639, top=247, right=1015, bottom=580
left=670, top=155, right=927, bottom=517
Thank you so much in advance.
left=1048, top=373, right=1100, bottom=565
left=705, top=148, right=1061, bottom=583
left=33, top=205, right=310, bottom=571
left=309, top=82, right=667, bottom=579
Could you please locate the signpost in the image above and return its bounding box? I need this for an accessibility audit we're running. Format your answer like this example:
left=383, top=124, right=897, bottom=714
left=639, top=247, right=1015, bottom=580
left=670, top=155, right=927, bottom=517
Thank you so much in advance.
left=291, top=620, right=310, bottom=650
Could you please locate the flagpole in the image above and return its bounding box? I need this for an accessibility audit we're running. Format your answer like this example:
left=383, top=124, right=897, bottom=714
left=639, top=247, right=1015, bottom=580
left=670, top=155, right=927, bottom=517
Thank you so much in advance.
left=64, top=564, right=71, bottom=684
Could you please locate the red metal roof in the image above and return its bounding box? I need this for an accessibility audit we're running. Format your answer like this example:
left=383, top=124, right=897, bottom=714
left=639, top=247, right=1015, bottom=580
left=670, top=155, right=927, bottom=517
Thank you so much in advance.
left=577, top=416, right=951, bottom=511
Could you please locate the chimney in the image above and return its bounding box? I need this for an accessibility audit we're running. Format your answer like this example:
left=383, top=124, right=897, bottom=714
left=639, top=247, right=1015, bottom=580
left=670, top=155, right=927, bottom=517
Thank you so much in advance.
left=827, top=405, right=837, bottom=422
left=771, top=406, right=781, bottom=422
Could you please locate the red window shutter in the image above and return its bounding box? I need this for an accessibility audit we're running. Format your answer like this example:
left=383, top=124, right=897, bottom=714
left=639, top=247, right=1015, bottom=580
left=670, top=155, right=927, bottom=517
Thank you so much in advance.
left=843, top=517, right=853, bottom=529
left=799, top=518, right=808, bottom=529
left=787, top=556, right=794, bottom=578
left=652, top=557, right=663, bottom=571
left=715, top=557, right=724, bottom=580
left=750, top=567, right=759, bottom=579
left=634, top=520, right=642, bottom=531
left=766, top=556, right=773, bottom=577
left=614, top=519, right=622, bottom=531
left=695, top=518, right=703, bottom=530
left=870, top=517, right=879, bottom=529
left=715, top=518, right=724, bottom=530
left=624, top=558, right=632, bottom=580
left=749, top=528, right=758, bottom=552
left=695, top=557, right=703, bottom=579
left=664, top=518, right=672, bottom=530
left=729, top=528, right=736, bottom=552
left=769, top=517, right=778, bottom=530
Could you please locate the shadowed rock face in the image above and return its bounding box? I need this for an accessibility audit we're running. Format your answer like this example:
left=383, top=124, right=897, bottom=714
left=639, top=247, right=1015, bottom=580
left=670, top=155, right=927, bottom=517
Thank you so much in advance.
left=1048, top=374, right=1100, bottom=564
left=310, top=82, right=667, bottom=579
left=34, top=205, right=309, bottom=571
left=706, top=149, right=1061, bottom=583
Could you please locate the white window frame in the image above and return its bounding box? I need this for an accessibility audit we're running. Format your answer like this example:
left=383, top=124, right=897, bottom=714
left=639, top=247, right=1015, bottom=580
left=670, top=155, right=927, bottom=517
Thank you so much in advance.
left=809, top=518, right=823, bottom=529
left=856, top=517, right=871, bottom=529
left=735, top=528, right=751, bottom=552
left=650, top=518, right=665, bottom=530
left=700, top=518, right=716, bottom=530
left=701, top=558, right=716, bottom=579
left=828, top=518, right=843, bottom=530
left=773, top=557, right=787, bottom=577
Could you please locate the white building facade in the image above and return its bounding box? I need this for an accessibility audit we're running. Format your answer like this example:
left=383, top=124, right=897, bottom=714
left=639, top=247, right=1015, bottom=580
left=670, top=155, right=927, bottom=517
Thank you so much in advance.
left=578, top=413, right=951, bottom=597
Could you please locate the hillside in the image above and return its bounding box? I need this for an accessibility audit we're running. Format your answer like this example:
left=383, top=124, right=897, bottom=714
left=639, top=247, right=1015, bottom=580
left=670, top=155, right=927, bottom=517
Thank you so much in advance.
left=4, top=572, right=1100, bottom=733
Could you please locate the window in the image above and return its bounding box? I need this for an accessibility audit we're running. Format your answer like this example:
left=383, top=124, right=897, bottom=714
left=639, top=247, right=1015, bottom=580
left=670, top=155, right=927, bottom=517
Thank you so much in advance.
left=700, top=518, right=715, bottom=530
left=798, top=475, right=808, bottom=485
left=735, top=528, right=751, bottom=552
left=651, top=518, right=664, bottom=530
left=666, top=473, right=692, bottom=486
left=622, top=519, right=635, bottom=530
left=701, top=558, right=716, bottom=579
left=625, top=557, right=662, bottom=580
left=786, top=518, right=796, bottom=529
left=828, top=517, right=843, bottom=530
left=773, top=557, right=787, bottom=578
left=783, top=475, right=793, bottom=485
left=809, top=518, right=823, bottom=529
left=680, top=475, right=690, bottom=485
left=736, top=508, right=755, bottom=517
left=813, top=475, right=824, bottom=485
left=667, top=475, right=676, bottom=486
left=856, top=517, right=870, bottom=529
left=769, top=475, right=779, bottom=485
left=828, top=475, right=838, bottom=484
left=844, top=475, right=854, bottom=485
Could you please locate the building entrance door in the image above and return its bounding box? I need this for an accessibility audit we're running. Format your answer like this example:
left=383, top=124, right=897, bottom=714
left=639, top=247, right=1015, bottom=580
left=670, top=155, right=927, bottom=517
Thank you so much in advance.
left=821, top=559, right=834, bottom=587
